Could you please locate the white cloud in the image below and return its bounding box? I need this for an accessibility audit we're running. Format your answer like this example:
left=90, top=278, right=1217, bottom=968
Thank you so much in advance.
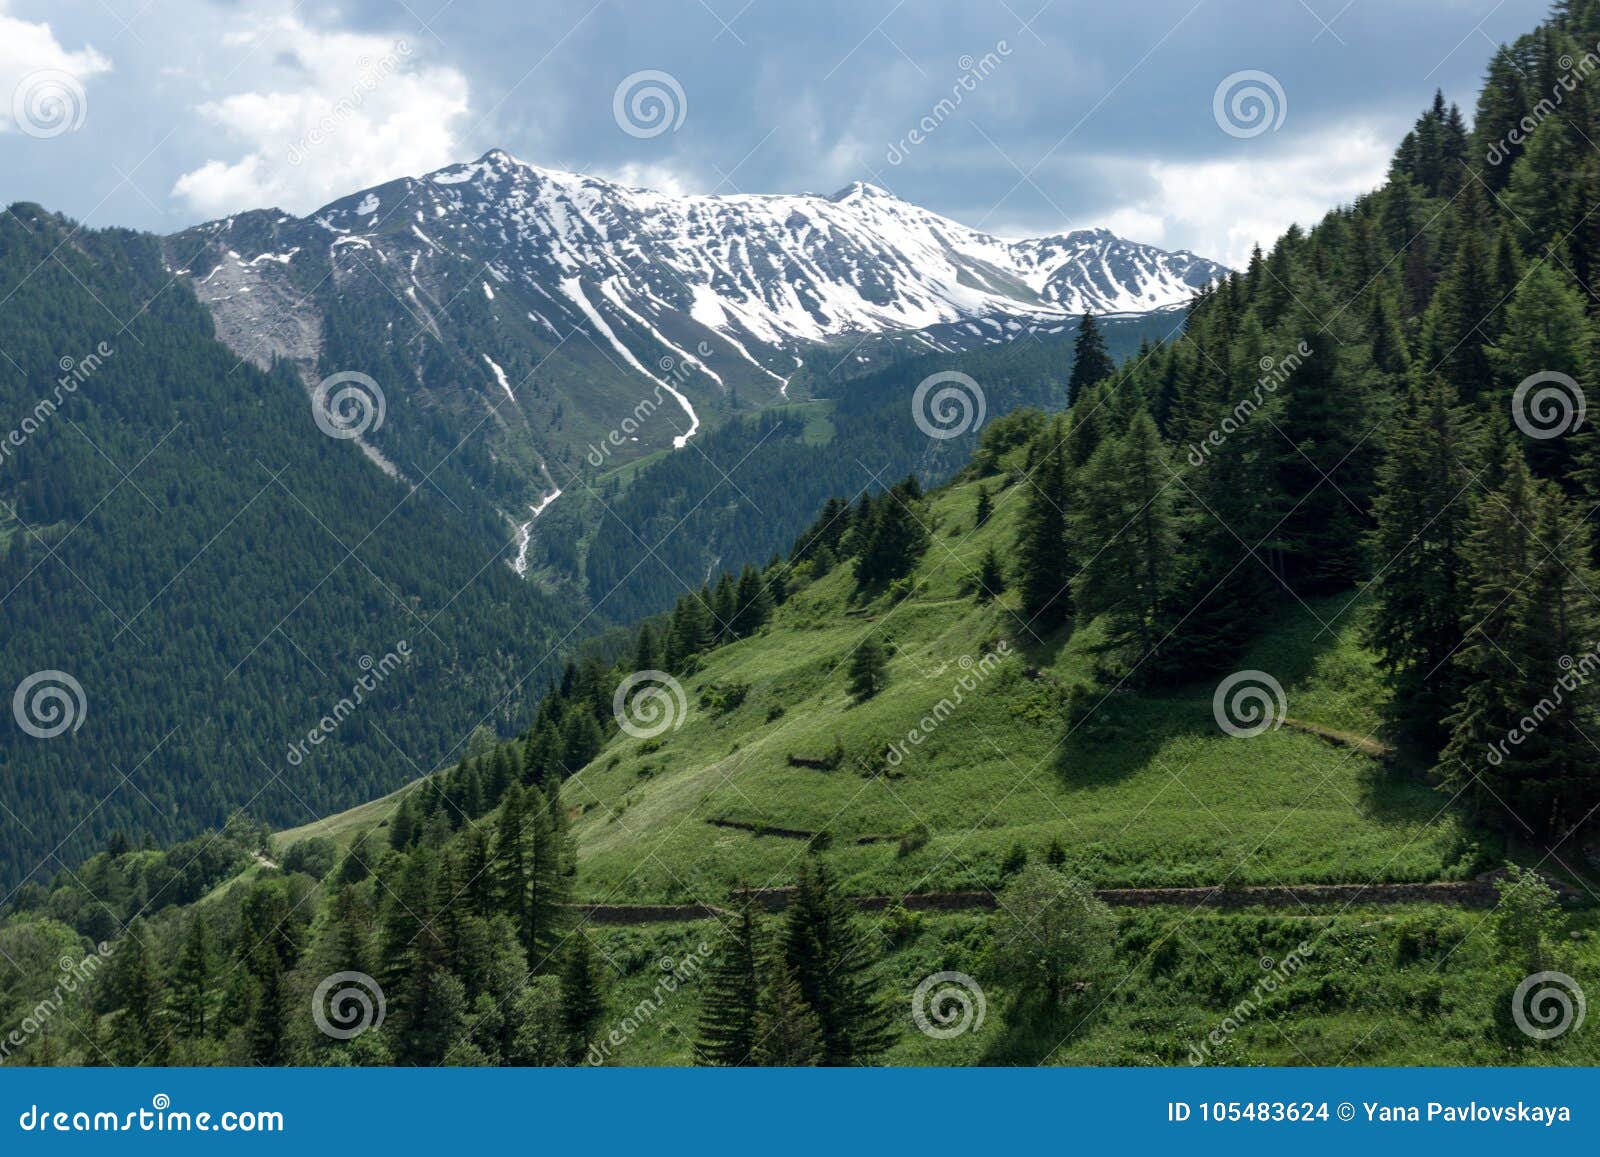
left=0, top=6, right=112, bottom=135
left=601, top=162, right=693, bottom=196
left=171, top=14, right=470, bottom=217
left=1085, top=122, right=1395, bottom=267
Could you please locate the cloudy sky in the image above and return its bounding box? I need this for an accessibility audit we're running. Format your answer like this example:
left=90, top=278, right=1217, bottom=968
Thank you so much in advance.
left=0, top=0, right=1552, bottom=267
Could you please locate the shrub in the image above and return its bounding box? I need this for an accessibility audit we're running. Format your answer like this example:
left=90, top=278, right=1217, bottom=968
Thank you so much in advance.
left=897, top=823, right=931, bottom=857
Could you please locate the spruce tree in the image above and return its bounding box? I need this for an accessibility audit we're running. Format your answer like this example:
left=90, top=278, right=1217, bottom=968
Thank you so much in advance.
left=560, top=934, right=606, bottom=1062
left=976, top=546, right=1006, bottom=602
left=782, top=859, right=894, bottom=1065
left=1070, top=410, right=1176, bottom=669
left=1366, top=376, right=1476, bottom=749
left=750, top=954, right=823, bottom=1066
left=1015, top=423, right=1073, bottom=633
left=171, top=914, right=213, bottom=1039
left=110, top=920, right=166, bottom=1065
left=1068, top=312, right=1116, bottom=396
left=694, top=893, right=763, bottom=1065
left=1441, top=450, right=1540, bottom=818
left=848, top=636, right=889, bottom=701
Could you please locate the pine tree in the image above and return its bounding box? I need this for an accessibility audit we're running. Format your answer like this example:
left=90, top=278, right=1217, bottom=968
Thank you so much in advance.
left=750, top=954, right=822, bottom=1066
left=1068, top=312, right=1116, bottom=396
left=1275, top=325, right=1379, bottom=592
left=853, top=487, right=928, bottom=589
left=171, top=914, right=213, bottom=1039
left=974, top=484, right=993, bottom=528
left=110, top=919, right=166, bottom=1065
left=560, top=709, right=604, bottom=770
left=694, top=893, right=763, bottom=1065
left=976, top=546, right=1006, bottom=602
left=732, top=564, right=774, bottom=636
left=1441, top=451, right=1540, bottom=818
left=782, top=859, right=894, bottom=1065
left=712, top=572, right=739, bottom=642
left=560, top=933, right=606, bottom=1062
left=633, top=622, right=664, bottom=673
left=247, top=957, right=291, bottom=1066
left=848, top=636, right=889, bottom=701
left=1015, top=423, right=1073, bottom=632
left=1419, top=229, right=1495, bottom=404
left=1070, top=410, right=1176, bottom=669
left=1486, top=261, right=1593, bottom=480
left=1366, top=376, right=1476, bottom=749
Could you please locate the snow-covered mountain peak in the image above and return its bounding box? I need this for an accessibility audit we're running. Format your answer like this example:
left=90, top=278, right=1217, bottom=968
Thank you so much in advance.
left=172, top=151, right=1228, bottom=451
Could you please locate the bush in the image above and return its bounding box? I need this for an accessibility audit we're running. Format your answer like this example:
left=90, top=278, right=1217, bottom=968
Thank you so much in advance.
left=897, top=823, right=931, bottom=858
left=989, top=865, right=1115, bottom=1009
left=881, top=903, right=923, bottom=946
left=698, top=681, right=749, bottom=717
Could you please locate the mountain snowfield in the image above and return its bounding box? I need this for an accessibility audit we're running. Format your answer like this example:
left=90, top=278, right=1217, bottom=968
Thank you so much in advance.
left=413, top=149, right=1224, bottom=342
left=174, top=150, right=1224, bottom=411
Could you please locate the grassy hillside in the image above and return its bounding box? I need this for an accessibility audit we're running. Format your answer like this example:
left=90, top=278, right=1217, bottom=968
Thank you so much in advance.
left=562, top=467, right=1482, bottom=906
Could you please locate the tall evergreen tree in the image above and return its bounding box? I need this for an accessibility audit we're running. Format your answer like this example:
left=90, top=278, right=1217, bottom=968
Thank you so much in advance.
left=1015, top=422, right=1073, bottom=633
left=1068, top=312, right=1116, bottom=396
left=1071, top=410, right=1177, bottom=669
left=750, top=955, right=823, bottom=1067
left=1366, top=376, right=1476, bottom=749
left=782, top=859, right=894, bottom=1065
left=694, top=894, right=764, bottom=1066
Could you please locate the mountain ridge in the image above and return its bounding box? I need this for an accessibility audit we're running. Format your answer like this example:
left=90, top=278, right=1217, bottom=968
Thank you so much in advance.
left=166, top=148, right=1225, bottom=461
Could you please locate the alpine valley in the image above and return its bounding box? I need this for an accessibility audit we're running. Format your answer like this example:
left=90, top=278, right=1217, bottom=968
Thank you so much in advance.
left=9, top=0, right=1600, bottom=1075
left=0, top=156, right=1213, bottom=889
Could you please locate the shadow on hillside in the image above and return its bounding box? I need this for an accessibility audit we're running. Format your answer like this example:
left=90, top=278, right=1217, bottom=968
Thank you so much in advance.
left=978, top=996, right=1098, bottom=1065
left=1048, top=593, right=1454, bottom=833
left=1051, top=692, right=1216, bottom=789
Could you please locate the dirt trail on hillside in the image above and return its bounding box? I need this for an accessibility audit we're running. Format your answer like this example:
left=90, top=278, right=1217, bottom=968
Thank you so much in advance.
left=574, top=878, right=1500, bottom=924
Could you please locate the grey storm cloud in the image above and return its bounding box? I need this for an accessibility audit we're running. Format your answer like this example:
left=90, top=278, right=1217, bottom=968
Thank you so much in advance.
left=0, top=0, right=1553, bottom=263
